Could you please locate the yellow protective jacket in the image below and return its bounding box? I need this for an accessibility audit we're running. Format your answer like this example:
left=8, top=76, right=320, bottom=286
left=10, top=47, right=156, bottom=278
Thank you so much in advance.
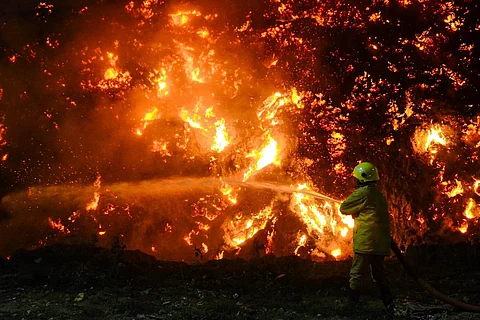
left=340, top=183, right=391, bottom=256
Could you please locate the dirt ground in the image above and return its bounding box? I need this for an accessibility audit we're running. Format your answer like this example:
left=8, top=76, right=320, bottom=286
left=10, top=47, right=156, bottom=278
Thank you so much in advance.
left=1, top=243, right=480, bottom=320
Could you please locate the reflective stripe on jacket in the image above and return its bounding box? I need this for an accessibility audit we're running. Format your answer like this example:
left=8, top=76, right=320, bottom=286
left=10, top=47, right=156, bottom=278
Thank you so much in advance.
left=340, top=184, right=391, bottom=256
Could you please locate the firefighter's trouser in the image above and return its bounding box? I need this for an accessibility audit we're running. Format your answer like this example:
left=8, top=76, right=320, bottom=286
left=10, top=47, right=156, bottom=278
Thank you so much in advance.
left=349, top=253, right=389, bottom=291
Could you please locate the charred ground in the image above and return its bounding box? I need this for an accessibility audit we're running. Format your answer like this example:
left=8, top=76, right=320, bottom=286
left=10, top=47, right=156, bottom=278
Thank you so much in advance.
left=1, top=242, right=480, bottom=320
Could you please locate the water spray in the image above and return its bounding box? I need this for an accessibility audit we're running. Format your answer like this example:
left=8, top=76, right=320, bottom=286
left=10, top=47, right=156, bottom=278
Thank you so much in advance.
left=224, top=179, right=341, bottom=203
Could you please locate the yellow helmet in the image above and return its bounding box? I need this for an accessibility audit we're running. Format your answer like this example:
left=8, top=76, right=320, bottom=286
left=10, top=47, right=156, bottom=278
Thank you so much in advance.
left=352, top=162, right=379, bottom=182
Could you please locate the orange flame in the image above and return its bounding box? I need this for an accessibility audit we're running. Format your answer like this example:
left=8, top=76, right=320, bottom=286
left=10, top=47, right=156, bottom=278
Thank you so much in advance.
left=96, top=52, right=132, bottom=90
left=243, top=134, right=280, bottom=180
left=474, top=179, right=480, bottom=197
left=258, top=89, right=304, bottom=125
left=151, top=68, right=168, bottom=97
left=48, top=218, right=70, bottom=234
left=458, top=222, right=468, bottom=234
left=136, top=107, right=160, bottom=136
left=211, top=119, right=230, bottom=152
left=223, top=205, right=274, bottom=248
left=425, top=125, right=447, bottom=153
left=104, top=68, right=118, bottom=80
left=180, top=103, right=232, bottom=153
left=220, top=181, right=238, bottom=204
left=0, top=123, right=6, bottom=147
left=445, top=179, right=464, bottom=198
left=170, top=10, right=202, bottom=26
left=178, top=44, right=206, bottom=83
left=151, top=140, right=171, bottom=156
left=86, top=175, right=102, bottom=211
left=331, top=248, right=342, bottom=259
left=413, top=124, right=449, bottom=165
left=294, top=234, right=307, bottom=255
left=184, top=229, right=199, bottom=246
left=215, top=251, right=224, bottom=260
left=180, top=108, right=206, bottom=130
left=463, top=198, right=478, bottom=219
left=86, top=192, right=100, bottom=211
left=93, top=175, right=102, bottom=188
left=291, top=184, right=353, bottom=259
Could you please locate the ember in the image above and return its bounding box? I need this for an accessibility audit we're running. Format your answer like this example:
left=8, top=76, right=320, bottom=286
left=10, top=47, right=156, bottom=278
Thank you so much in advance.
left=0, top=0, right=479, bottom=263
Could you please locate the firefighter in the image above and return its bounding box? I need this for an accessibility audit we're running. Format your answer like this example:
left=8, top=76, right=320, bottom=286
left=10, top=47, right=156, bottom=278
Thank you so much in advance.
left=340, top=162, right=394, bottom=312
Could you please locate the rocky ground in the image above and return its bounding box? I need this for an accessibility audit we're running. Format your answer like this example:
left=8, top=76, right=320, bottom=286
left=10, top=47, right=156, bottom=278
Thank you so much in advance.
left=1, top=243, right=480, bottom=320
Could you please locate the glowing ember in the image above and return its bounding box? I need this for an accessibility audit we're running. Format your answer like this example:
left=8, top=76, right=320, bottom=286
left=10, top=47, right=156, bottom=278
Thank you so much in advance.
left=48, top=218, right=69, bottom=234
left=93, top=175, right=101, bottom=188
left=0, top=123, right=7, bottom=149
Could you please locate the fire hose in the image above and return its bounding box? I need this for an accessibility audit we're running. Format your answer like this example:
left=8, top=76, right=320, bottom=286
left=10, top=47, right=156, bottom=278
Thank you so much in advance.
left=390, top=239, right=480, bottom=313
left=227, top=180, right=480, bottom=312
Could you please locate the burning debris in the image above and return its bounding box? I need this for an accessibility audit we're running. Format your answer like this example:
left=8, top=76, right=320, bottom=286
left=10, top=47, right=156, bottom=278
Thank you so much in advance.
left=0, top=0, right=479, bottom=262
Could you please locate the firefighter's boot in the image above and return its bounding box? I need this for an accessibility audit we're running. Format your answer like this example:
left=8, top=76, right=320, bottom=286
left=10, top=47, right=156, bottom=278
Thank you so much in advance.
left=347, top=287, right=361, bottom=304
left=379, top=286, right=395, bottom=317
